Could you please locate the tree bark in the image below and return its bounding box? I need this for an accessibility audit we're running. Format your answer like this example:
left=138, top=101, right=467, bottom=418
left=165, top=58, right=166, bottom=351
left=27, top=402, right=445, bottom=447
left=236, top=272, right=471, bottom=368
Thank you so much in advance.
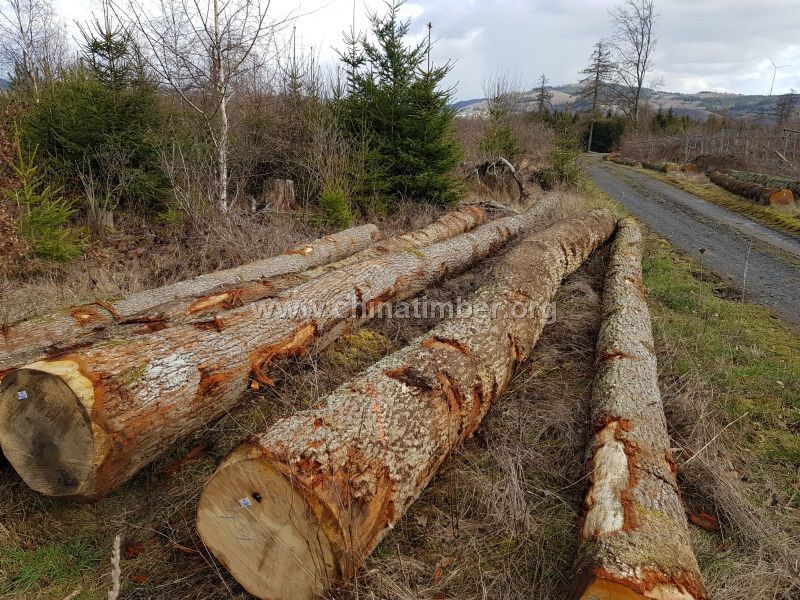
left=194, top=209, right=617, bottom=600
left=572, top=218, right=708, bottom=600
left=611, top=156, right=643, bottom=168
left=0, top=200, right=555, bottom=501
left=0, top=225, right=380, bottom=377
left=642, top=161, right=680, bottom=174
left=708, top=170, right=795, bottom=206
left=727, top=170, right=800, bottom=200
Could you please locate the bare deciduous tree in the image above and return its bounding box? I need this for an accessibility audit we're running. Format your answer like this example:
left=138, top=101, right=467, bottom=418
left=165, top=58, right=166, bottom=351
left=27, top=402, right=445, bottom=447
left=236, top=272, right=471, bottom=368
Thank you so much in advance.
left=608, top=0, right=658, bottom=129
left=115, top=0, right=276, bottom=212
left=0, top=0, right=68, bottom=99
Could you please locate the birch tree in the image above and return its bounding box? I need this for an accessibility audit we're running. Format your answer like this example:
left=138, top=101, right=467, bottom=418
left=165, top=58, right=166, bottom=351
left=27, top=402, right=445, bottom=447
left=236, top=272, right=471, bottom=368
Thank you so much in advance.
left=608, top=0, right=658, bottom=129
left=116, top=0, right=274, bottom=211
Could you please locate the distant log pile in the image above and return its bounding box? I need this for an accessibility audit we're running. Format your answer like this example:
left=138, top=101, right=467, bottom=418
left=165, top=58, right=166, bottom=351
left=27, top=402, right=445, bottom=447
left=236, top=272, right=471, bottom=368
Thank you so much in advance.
left=609, top=156, right=642, bottom=168
left=572, top=218, right=708, bottom=600
left=0, top=200, right=556, bottom=500
left=642, top=160, right=680, bottom=173
left=727, top=170, right=800, bottom=201
left=708, top=170, right=795, bottom=206
left=196, top=210, right=617, bottom=600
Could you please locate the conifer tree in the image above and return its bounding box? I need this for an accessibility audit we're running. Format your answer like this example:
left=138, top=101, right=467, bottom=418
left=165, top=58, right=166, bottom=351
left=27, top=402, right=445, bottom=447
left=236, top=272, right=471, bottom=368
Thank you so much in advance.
left=534, top=74, right=553, bottom=114
left=578, top=40, right=615, bottom=152
left=340, top=0, right=462, bottom=208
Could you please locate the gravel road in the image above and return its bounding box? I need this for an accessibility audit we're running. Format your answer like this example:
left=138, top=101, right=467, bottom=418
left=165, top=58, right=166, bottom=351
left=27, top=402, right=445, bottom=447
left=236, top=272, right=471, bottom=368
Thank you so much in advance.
left=585, top=157, right=800, bottom=324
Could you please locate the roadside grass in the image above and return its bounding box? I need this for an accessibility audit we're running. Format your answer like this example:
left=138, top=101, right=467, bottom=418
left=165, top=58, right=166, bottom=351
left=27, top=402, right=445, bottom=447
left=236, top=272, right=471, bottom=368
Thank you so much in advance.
left=636, top=168, right=800, bottom=237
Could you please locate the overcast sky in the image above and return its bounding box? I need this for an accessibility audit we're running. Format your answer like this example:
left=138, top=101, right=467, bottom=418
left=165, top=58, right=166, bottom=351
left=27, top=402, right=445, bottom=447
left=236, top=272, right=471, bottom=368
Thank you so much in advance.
left=54, top=0, right=800, bottom=99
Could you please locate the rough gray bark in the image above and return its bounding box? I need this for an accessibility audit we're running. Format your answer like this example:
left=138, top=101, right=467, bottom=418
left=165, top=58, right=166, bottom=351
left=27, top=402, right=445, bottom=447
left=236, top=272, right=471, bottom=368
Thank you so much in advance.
left=0, top=199, right=556, bottom=501
left=0, top=225, right=381, bottom=377
left=572, top=217, right=708, bottom=600
left=195, top=209, right=617, bottom=600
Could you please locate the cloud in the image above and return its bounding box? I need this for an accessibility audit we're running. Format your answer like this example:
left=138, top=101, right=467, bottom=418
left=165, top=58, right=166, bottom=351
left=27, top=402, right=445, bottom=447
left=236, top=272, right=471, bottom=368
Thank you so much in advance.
left=51, top=0, right=800, bottom=98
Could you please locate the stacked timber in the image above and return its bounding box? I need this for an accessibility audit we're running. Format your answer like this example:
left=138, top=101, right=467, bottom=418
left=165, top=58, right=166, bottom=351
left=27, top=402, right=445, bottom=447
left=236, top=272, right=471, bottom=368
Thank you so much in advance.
left=0, top=199, right=556, bottom=501
left=572, top=218, right=707, bottom=600
left=195, top=210, right=617, bottom=600
left=727, top=170, right=800, bottom=201
left=610, top=156, right=642, bottom=168
left=0, top=206, right=490, bottom=376
left=708, top=170, right=795, bottom=206
left=642, top=160, right=680, bottom=173
left=681, top=163, right=699, bottom=173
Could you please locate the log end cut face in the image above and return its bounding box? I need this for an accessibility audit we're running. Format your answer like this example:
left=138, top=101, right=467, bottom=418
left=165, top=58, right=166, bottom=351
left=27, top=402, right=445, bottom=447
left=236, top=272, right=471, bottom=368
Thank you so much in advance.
left=0, top=367, right=94, bottom=496
left=579, top=577, right=697, bottom=599
left=197, top=455, right=337, bottom=600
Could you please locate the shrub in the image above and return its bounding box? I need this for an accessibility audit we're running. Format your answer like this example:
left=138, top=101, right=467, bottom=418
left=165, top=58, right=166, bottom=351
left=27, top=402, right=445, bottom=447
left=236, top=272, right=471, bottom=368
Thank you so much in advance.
left=318, top=181, right=354, bottom=228
left=480, top=102, right=523, bottom=161
left=4, top=139, right=84, bottom=261
left=20, top=69, right=169, bottom=214
left=535, top=130, right=581, bottom=190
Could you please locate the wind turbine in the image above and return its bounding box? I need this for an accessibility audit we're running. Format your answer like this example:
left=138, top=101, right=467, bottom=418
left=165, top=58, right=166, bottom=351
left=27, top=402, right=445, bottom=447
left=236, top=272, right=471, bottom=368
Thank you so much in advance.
left=769, top=58, right=791, bottom=96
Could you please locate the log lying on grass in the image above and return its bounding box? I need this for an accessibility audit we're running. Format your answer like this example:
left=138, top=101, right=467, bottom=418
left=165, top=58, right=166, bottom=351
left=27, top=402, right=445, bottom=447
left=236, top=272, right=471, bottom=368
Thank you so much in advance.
left=0, top=225, right=380, bottom=375
left=109, top=205, right=490, bottom=330
left=610, top=156, right=642, bottom=168
left=0, top=199, right=556, bottom=501
left=728, top=169, right=800, bottom=201
left=195, top=209, right=617, bottom=600
left=0, top=207, right=490, bottom=377
left=642, top=160, right=680, bottom=173
left=572, top=218, right=708, bottom=600
left=708, top=170, right=794, bottom=206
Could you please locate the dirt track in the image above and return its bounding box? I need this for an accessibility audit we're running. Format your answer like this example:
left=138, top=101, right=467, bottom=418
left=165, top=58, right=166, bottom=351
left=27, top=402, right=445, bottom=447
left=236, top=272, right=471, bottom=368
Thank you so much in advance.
left=585, top=156, right=800, bottom=324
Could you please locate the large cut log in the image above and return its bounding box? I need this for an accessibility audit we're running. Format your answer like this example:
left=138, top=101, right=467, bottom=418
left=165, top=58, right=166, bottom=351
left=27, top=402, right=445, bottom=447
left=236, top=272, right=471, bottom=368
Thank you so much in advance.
left=195, top=209, right=617, bottom=600
left=572, top=218, right=708, bottom=600
left=610, top=156, right=643, bottom=168
left=0, top=225, right=381, bottom=376
left=119, top=205, right=490, bottom=327
left=642, top=160, right=680, bottom=173
left=0, top=208, right=490, bottom=377
left=708, top=170, right=794, bottom=206
left=727, top=169, right=800, bottom=201
left=0, top=199, right=556, bottom=501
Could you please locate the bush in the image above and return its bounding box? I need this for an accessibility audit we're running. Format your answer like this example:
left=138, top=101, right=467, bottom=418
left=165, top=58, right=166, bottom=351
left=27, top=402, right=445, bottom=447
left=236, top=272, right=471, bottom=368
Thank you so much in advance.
left=318, top=181, right=354, bottom=228
left=20, top=69, right=169, bottom=214
left=480, top=102, right=523, bottom=161
left=4, top=140, right=83, bottom=261
left=535, top=130, right=581, bottom=190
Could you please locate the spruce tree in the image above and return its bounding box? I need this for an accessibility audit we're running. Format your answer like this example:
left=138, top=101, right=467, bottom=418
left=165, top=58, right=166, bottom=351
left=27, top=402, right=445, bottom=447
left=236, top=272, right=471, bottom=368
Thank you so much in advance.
left=340, top=0, right=462, bottom=208
left=578, top=40, right=615, bottom=152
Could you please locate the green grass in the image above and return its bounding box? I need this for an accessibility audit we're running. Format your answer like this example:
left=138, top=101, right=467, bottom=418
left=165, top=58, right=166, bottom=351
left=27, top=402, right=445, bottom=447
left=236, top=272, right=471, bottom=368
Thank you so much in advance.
left=583, top=177, right=800, bottom=472
left=640, top=169, right=800, bottom=237
left=0, top=537, right=100, bottom=595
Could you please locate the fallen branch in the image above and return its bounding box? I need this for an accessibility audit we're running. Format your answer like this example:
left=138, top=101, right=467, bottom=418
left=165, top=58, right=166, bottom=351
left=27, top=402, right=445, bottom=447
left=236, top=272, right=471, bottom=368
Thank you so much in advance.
left=195, top=209, right=617, bottom=600
left=474, top=156, right=529, bottom=201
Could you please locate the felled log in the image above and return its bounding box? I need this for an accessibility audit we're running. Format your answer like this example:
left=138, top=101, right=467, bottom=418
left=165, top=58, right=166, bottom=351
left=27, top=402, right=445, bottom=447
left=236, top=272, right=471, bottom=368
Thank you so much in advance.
left=0, top=199, right=558, bottom=501
left=642, top=160, right=680, bottom=173
left=572, top=218, right=708, bottom=600
left=610, top=156, right=642, bottom=168
left=708, top=170, right=795, bottom=206
left=108, top=206, right=489, bottom=331
left=195, top=209, right=617, bottom=600
left=728, top=170, right=800, bottom=201
left=0, top=225, right=381, bottom=377
left=681, top=163, right=699, bottom=174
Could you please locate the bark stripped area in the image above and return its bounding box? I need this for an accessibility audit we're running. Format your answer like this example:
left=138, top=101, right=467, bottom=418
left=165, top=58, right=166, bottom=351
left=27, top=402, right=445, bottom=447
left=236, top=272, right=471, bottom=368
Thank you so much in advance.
left=0, top=225, right=380, bottom=375
left=0, top=199, right=556, bottom=501
left=195, top=210, right=617, bottom=600
left=708, top=170, right=795, bottom=206
left=572, top=218, right=708, bottom=600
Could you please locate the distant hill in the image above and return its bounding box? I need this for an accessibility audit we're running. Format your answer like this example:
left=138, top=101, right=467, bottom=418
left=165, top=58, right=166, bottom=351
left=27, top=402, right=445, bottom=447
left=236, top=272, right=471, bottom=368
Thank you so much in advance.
left=455, top=84, right=783, bottom=122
